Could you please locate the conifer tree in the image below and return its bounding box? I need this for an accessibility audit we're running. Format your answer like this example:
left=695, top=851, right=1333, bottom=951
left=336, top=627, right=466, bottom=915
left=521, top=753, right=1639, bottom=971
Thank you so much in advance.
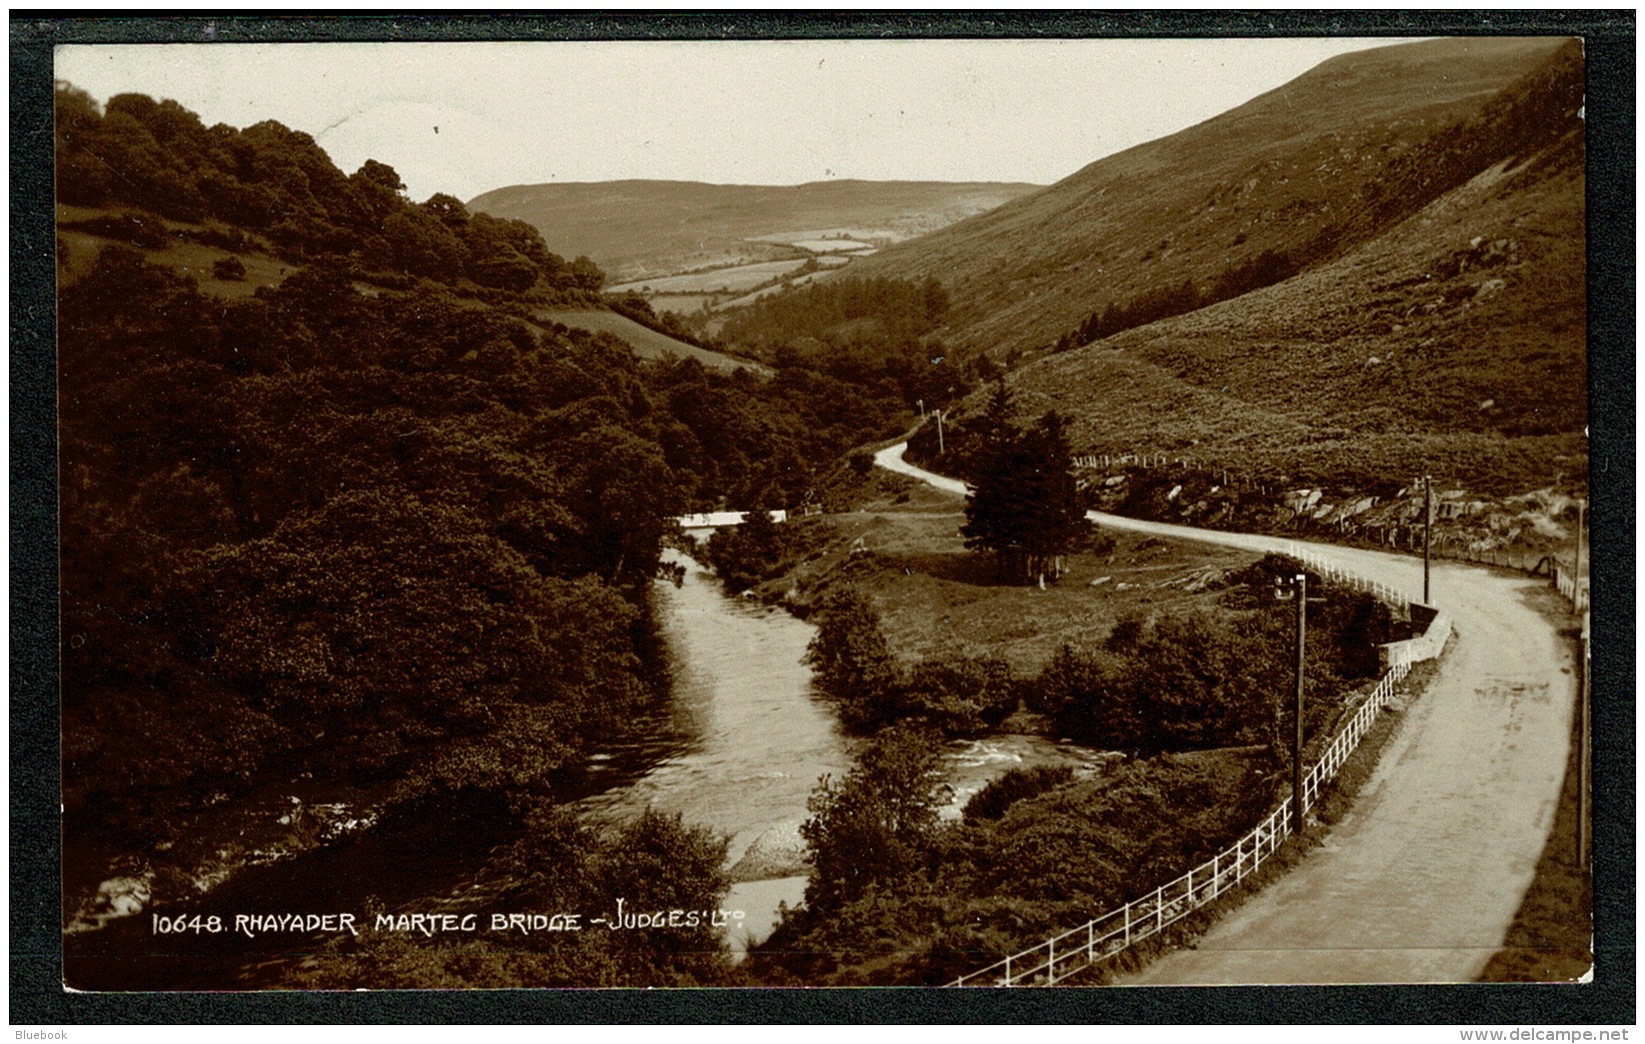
left=962, top=410, right=1088, bottom=586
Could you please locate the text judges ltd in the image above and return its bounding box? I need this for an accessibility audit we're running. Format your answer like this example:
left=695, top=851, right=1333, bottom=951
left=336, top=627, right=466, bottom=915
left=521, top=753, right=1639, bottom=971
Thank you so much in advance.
left=153, top=901, right=746, bottom=939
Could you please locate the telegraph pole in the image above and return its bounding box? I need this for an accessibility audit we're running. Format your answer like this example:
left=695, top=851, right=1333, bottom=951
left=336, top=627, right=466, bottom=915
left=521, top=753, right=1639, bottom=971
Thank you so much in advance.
left=1276, top=572, right=1314, bottom=835
left=1293, top=572, right=1307, bottom=836
left=936, top=409, right=946, bottom=455
left=1423, top=474, right=1433, bottom=604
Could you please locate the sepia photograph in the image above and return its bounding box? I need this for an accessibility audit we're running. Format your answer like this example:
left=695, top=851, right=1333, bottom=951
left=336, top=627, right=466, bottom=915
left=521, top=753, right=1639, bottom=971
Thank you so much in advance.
left=29, top=15, right=1619, bottom=1011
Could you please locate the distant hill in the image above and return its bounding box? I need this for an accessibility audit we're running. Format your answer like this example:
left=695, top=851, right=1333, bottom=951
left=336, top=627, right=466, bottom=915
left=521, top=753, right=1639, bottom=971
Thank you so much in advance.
left=852, top=37, right=1578, bottom=362
left=466, top=179, right=1039, bottom=284
left=873, top=37, right=1585, bottom=495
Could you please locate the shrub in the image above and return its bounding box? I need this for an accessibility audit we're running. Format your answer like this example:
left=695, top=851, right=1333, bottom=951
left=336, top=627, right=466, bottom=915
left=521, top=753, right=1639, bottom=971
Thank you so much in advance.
left=962, top=764, right=1075, bottom=822
left=900, top=655, right=1017, bottom=736
left=803, top=585, right=900, bottom=733
left=800, top=725, right=941, bottom=911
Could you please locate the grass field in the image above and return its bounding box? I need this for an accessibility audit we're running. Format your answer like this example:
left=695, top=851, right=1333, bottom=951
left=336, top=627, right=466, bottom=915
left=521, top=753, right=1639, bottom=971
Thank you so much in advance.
left=535, top=308, right=765, bottom=374
left=647, top=293, right=714, bottom=316
left=789, top=239, right=874, bottom=254
left=607, top=258, right=810, bottom=295
left=756, top=468, right=1258, bottom=675
left=639, top=263, right=852, bottom=320
left=56, top=224, right=292, bottom=299
left=715, top=270, right=840, bottom=313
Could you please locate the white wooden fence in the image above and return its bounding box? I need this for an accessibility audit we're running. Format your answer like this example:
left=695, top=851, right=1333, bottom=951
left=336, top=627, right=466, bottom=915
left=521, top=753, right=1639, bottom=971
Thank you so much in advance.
left=1280, top=540, right=1410, bottom=609
left=949, top=794, right=1296, bottom=986
left=1550, top=558, right=1590, bottom=614
left=1075, top=453, right=1189, bottom=470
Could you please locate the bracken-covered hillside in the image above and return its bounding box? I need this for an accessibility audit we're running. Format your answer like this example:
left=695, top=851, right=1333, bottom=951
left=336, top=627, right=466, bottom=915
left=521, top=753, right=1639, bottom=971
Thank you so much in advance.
left=1011, top=124, right=1585, bottom=495
left=882, top=37, right=1585, bottom=495
left=852, top=37, right=1580, bottom=362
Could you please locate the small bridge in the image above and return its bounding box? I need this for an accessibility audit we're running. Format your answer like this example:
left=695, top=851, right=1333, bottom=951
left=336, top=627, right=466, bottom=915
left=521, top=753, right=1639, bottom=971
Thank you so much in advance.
left=677, top=509, right=788, bottom=530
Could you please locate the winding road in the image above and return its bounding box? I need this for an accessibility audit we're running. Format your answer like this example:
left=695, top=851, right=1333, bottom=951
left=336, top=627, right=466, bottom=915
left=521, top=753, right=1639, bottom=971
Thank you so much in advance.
left=875, top=443, right=1580, bottom=984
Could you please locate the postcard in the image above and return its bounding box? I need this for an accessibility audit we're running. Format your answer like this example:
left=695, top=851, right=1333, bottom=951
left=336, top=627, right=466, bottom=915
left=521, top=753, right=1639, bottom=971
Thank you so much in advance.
left=26, top=17, right=1615, bottom=1017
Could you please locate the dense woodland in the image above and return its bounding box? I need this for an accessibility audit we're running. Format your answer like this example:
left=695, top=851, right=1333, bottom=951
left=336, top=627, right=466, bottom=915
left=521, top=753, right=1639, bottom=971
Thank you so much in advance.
left=55, top=83, right=604, bottom=297
left=56, top=85, right=932, bottom=985
left=58, top=238, right=917, bottom=828
left=715, top=273, right=981, bottom=414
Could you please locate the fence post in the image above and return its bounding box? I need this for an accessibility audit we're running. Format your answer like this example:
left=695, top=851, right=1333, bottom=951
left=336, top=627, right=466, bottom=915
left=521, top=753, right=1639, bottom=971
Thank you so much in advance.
left=1155, top=885, right=1164, bottom=934
left=1088, top=920, right=1095, bottom=961
left=1124, top=901, right=1131, bottom=946
left=1048, top=936, right=1055, bottom=984
left=1005, top=952, right=1011, bottom=986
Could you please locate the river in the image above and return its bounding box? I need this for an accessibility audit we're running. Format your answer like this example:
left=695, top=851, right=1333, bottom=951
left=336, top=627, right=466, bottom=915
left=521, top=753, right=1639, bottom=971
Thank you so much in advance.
left=63, top=547, right=1100, bottom=987
left=585, top=549, right=1109, bottom=953
left=577, top=547, right=850, bottom=953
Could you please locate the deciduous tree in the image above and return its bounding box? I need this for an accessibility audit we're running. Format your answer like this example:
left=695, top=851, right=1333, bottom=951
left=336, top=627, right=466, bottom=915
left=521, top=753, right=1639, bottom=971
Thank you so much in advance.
left=800, top=726, right=940, bottom=910
left=803, top=585, right=898, bottom=732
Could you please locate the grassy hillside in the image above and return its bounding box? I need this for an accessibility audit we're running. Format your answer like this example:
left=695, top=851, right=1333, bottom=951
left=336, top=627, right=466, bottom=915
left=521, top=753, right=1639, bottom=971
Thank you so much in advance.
left=535, top=308, right=762, bottom=374
left=55, top=203, right=294, bottom=298
left=467, top=179, right=1039, bottom=284
left=1000, top=90, right=1586, bottom=496
left=851, top=37, right=1579, bottom=362
left=867, top=37, right=1584, bottom=498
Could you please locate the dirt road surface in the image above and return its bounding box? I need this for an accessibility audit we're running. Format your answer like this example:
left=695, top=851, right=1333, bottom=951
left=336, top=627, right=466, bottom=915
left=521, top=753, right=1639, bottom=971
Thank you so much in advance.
left=876, top=443, right=1580, bottom=984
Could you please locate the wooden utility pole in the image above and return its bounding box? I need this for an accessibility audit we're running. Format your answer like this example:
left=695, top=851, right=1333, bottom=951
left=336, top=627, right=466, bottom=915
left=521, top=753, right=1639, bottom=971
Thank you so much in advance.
left=1423, top=475, right=1433, bottom=604
left=936, top=410, right=945, bottom=455
left=1276, top=572, right=1313, bottom=835
left=1293, top=572, right=1307, bottom=836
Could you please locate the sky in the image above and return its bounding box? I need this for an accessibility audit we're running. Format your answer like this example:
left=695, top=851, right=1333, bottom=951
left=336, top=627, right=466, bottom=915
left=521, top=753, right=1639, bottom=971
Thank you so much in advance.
left=55, top=37, right=1420, bottom=204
